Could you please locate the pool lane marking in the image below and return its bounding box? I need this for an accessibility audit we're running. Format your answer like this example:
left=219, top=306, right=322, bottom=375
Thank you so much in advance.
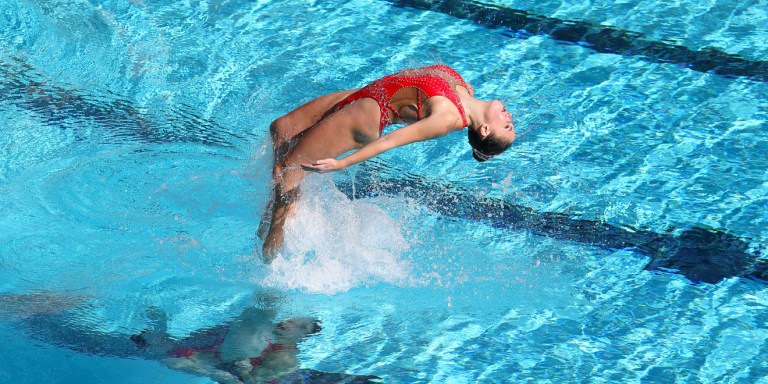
left=388, top=0, right=768, bottom=83
left=336, top=163, right=768, bottom=285
left=0, top=55, right=242, bottom=147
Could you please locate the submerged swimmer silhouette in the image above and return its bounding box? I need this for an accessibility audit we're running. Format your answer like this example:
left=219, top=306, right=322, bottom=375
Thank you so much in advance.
left=0, top=293, right=380, bottom=383
left=260, top=64, right=516, bottom=261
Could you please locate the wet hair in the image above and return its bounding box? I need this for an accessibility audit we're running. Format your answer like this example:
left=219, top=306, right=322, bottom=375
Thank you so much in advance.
left=467, top=129, right=513, bottom=162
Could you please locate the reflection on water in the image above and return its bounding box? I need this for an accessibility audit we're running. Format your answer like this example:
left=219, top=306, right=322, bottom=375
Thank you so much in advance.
left=0, top=291, right=380, bottom=383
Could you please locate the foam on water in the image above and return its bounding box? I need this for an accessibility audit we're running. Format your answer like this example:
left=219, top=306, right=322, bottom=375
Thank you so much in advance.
left=261, top=175, right=413, bottom=294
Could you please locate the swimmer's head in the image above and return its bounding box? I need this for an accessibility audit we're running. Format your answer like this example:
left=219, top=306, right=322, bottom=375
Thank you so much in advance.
left=274, top=317, right=322, bottom=341
left=467, top=100, right=515, bottom=162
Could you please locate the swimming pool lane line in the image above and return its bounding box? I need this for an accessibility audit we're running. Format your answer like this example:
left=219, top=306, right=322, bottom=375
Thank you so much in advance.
left=388, top=0, right=768, bottom=83
left=0, top=55, right=244, bottom=147
left=336, top=162, right=768, bottom=285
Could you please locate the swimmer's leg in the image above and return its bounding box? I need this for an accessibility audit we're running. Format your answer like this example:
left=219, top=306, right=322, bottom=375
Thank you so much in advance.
left=218, top=307, right=277, bottom=361
left=262, top=99, right=379, bottom=262
left=269, top=89, right=357, bottom=164
left=256, top=205, right=272, bottom=242
left=146, top=306, right=168, bottom=333
left=259, top=90, right=356, bottom=244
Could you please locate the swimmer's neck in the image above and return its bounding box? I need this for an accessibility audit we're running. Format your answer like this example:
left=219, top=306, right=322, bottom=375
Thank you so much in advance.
left=459, top=91, right=491, bottom=129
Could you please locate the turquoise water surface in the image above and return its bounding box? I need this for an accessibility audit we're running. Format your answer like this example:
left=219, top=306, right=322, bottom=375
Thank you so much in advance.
left=1, top=0, right=768, bottom=383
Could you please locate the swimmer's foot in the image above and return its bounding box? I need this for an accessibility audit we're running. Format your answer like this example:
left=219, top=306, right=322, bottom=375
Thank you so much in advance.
left=262, top=235, right=282, bottom=264
left=262, top=248, right=276, bottom=264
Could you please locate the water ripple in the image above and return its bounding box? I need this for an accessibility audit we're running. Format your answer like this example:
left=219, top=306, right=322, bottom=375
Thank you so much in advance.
left=38, top=146, right=247, bottom=227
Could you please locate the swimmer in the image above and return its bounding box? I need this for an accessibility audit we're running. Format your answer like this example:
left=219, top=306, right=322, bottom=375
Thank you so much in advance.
left=261, top=64, right=516, bottom=261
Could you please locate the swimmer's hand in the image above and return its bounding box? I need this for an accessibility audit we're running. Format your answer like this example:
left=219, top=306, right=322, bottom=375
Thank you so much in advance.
left=301, top=158, right=343, bottom=173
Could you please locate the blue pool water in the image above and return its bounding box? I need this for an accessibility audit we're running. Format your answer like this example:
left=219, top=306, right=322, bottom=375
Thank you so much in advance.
left=1, top=0, right=768, bottom=383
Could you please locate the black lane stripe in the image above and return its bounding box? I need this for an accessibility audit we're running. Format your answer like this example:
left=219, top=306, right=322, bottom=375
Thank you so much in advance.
left=338, top=165, right=767, bottom=284
left=388, top=0, right=768, bottom=82
left=0, top=55, right=243, bottom=147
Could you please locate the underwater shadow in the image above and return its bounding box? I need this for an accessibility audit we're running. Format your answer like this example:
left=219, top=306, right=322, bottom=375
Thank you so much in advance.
left=337, top=165, right=767, bottom=285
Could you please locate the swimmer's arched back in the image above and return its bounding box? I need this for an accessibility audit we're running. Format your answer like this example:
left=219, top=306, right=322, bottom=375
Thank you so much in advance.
left=260, top=64, right=516, bottom=261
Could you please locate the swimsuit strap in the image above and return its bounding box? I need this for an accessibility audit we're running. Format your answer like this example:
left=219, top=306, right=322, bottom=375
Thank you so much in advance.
left=417, top=90, right=422, bottom=120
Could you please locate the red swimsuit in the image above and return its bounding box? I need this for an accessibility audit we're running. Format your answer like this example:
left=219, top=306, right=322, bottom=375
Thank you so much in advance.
left=334, top=64, right=469, bottom=133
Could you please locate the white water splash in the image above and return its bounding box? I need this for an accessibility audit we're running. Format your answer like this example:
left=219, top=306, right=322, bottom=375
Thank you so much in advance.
left=261, top=175, right=412, bottom=294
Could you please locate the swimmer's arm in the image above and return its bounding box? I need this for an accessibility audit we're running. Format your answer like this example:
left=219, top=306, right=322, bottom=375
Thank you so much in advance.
left=302, top=113, right=456, bottom=173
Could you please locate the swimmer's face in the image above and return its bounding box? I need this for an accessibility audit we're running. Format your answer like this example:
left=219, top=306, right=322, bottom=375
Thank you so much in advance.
left=484, top=100, right=515, bottom=143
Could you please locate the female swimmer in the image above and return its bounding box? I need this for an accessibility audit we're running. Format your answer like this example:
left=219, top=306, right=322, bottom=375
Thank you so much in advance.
left=261, top=64, right=516, bottom=262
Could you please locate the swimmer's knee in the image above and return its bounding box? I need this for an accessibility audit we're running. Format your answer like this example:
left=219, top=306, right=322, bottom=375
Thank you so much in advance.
left=269, top=119, right=279, bottom=138
left=272, top=161, right=284, bottom=179
left=270, top=117, right=290, bottom=141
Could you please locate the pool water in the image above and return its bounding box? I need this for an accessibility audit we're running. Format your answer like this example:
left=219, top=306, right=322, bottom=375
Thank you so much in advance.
left=1, top=0, right=768, bottom=383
